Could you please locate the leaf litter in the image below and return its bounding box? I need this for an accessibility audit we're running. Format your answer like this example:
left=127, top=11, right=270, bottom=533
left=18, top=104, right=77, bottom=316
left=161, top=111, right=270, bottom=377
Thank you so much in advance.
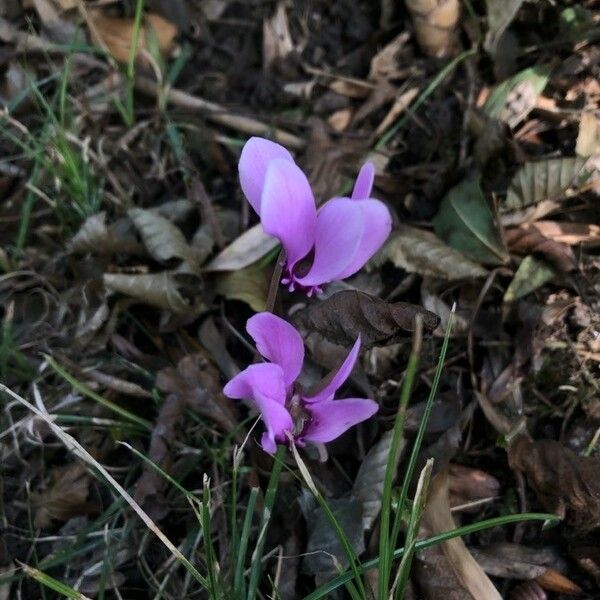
left=0, top=0, right=599, bottom=598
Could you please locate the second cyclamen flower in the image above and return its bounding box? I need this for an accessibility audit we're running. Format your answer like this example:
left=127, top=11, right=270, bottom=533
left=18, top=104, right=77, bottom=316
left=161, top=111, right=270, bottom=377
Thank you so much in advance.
left=239, top=137, right=392, bottom=295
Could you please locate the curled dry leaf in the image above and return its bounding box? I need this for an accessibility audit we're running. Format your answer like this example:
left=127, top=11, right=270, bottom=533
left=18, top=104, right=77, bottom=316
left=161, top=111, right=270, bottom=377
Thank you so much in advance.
left=520, top=221, right=600, bottom=247
left=353, top=430, right=403, bottom=530
left=89, top=11, right=177, bottom=64
left=414, top=469, right=502, bottom=599
left=508, top=436, right=600, bottom=533
left=405, top=0, right=460, bottom=58
left=103, top=271, right=204, bottom=314
left=69, top=212, right=143, bottom=255
left=32, top=463, right=98, bottom=528
left=503, top=157, right=593, bottom=213
left=505, top=226, right=577, bottom=272
left=293, top=290, right=440, bottom=349
left=433, top=177, right=509, bottom=266
left=372, top=225, right=488, bottom=281
left=128, top=208, right=199, bottom=269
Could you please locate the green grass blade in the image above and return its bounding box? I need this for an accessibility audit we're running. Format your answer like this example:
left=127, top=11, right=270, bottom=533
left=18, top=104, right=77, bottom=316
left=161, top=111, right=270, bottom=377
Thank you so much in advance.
left=19, top=563, right=92, bottom=599
left=234, top=487, right=259, bottom=598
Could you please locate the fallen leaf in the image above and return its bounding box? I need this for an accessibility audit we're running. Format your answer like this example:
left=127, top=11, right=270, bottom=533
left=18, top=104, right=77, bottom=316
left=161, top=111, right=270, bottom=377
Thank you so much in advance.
left=508, top=436, right=600, bottom=533
left=503, top=157, right=593, bottom=214
left=103, top=271, right=204, bottom=314
left=484, top=0, right=525, bottom=54
left=520, top=221, right=600, bottom=247
left=263, top=2, right=293, bottom=71
left=353, top=430, right=403, bottom=530
left=414, top=470, right=502, bottom=599
left=293, top=290, right=440, bottom=349
left=214, top=260, right=269, bottom=312
left=372, top=225, right=488, bottom=281
left=32, top=463, right=97, bottom=528
left=89, top=11, right=177, bottom=64
left=576, top=112, right=600, bottom=157
left=405, top=0, right=460, bottom=58
left=302, top=496, right=365, bottom=582
left=433, top=177, right=509, bottom=265
left=205, top=224, right=279, bottom=271
left=484, top=65, right=552, bottom=128
left=448, top=464, right=500, bottom=509
left=69, top=212, right=143, bottom=255
left=505, top=226, right=577, bottom=272
left=128, top=208, right=199, bottom=268
left=503, top=256, right=556, bottom=303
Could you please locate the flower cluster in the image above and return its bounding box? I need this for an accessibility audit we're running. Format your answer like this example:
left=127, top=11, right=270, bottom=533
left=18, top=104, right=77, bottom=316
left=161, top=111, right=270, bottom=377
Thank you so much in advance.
left=239, top=137, right=392, bottom=295
left=224, top=313, right=378, bottom=453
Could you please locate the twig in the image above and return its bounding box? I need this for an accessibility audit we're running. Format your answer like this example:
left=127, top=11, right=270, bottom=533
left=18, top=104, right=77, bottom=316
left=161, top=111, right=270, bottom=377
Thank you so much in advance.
left=134, top=76, right=306, bottom=150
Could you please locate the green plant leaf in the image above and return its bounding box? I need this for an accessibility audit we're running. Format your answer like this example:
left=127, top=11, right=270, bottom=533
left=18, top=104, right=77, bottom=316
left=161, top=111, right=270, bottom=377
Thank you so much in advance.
left=484, top=64, right=552, bottom=128
left=503, top=256, right=555, bottom=303
left=433, top=177, right=509, bottom=265
left=504, top=157, right=593, bottom=212
left=484, top=0, right=525, bottom=53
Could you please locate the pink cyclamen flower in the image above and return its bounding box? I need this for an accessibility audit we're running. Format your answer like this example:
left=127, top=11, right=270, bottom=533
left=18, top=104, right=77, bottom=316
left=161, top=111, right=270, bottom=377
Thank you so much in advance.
left=223, top=312, right=378, bottom=453
left=238, top=137, right=392, bottom=295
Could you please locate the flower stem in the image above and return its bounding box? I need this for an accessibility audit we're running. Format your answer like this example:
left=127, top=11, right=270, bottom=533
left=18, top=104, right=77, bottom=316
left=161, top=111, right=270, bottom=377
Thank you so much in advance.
left=265, top=249, right=286, bottom=313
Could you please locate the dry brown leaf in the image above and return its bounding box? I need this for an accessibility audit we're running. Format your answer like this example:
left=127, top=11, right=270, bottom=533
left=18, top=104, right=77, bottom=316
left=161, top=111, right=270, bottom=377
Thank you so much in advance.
left=415, top=469, right=502, bottom=599
left=535, top=569, right=583, bottom=595
left=505, top=226, right=577, bottom=272
left=576, top=112, right=600, bottom=157
left=263, top=2, right=293, bottom=71
left=448, top=464, right=500, bottom=509
left=508, top=436, right=600, bottom=533
left=213, top=261, right=269, bottom=312
left=522, top=221, right=600, bottom=247
left=329, top=79, right=372, bottom=99
left=327, top=108, right=352, bottom=132
left=293, top=290, right=439, bottom=349
left=206, top=224, right=279, bottom=271
left=32, top=463, right=97, bottom=528
left=405, top=0, right=460, bottom=58
left=69, top=212, right=143, bottom=255
left=103, top=271, right=204, bottom=314
left=90, top=11, right=177, bottom=64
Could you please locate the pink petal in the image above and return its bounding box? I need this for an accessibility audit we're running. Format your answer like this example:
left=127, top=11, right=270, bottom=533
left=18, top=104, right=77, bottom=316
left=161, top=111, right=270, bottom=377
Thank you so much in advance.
left=223, top=363, right=293, bottom=453
left=247, top=312, right=304, bottom=387
left=351, top=162, right=375, bottom=200
left=238, top=137, right=294, bottom=214
left=295, top=198, right=363, bottom=288
left=260, top=159, right=317, bottom=269
left=300, top=397, right=379, bottom=443
left=303, top=337, right=361, bottom=404
left=335, top=199, right=392, bottom=280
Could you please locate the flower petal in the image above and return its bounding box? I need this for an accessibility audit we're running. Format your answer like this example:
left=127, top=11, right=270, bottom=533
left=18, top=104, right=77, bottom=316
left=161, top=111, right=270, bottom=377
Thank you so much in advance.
left=260, top=159, right=317, bottom=269
left=301, top=397, right=379, bottom=443
left=351, top=162, right=375, bottom=200
left=239, top=137, right=294, bottom=214
left=335, top=199, right=392, bottom=280
left=303, top=337, right=361, bottom=404
left=295, top=198, right=363, bottom=288
left=223, top=363, right=293, bottom=452
left=247, top=312, right=304, bottom=386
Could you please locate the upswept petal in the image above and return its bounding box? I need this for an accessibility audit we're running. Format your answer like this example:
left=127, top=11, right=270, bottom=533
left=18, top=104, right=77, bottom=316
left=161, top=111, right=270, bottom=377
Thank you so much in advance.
left=303, top=337, right=361, bottom=404
left=223, top=363, right=293, bottom=453
left=335, top=199, right=392, bottom=280
left=238, top=137, right=294, bottom=214
left=260, top=159, right=317, bottom=269
left=300, top=397, right=379, bottom=443
left=351, top=162, right=375, bottom=200
left=246, top=312, right=304, bottom=386
left=295, top=198, right=363, bottom=288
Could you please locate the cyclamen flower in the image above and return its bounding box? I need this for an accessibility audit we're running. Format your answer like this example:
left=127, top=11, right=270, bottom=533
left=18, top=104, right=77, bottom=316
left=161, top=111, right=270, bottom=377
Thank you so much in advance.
left=239, top=137, right=392, bottom=295
left=223, top=312, right=378, bottom=453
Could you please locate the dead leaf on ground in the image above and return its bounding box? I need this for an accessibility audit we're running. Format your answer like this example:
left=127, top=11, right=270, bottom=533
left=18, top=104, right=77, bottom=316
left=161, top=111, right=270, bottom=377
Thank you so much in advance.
left=89, top=11, right=177, bottom=64
left=576, top=111, right=600, bottom=157
left=505, top=226, right=577, bottom=272
left=213, top=260, right=269, bottom=312
left=293, top=290, right=439, bottom=349
left=103, top=271, right=205, bottom=314
left=519, top=221, right=600, bottom=247
left=503, top=256, right=556, bottom=303
left=414, top=469, right=502, bottom=599
left=263, top=2, right=293, bottom=71
left=508, top=436, right=600, bottom=533
left=372, top=225, right=488, bottom=281
left=32, top=463, right=98, bottom=528
left=448, top=464, right=500, bottom=510
left=69, top=212, right=143, bottom=256
left=405, top=0, right=460, bottom=58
